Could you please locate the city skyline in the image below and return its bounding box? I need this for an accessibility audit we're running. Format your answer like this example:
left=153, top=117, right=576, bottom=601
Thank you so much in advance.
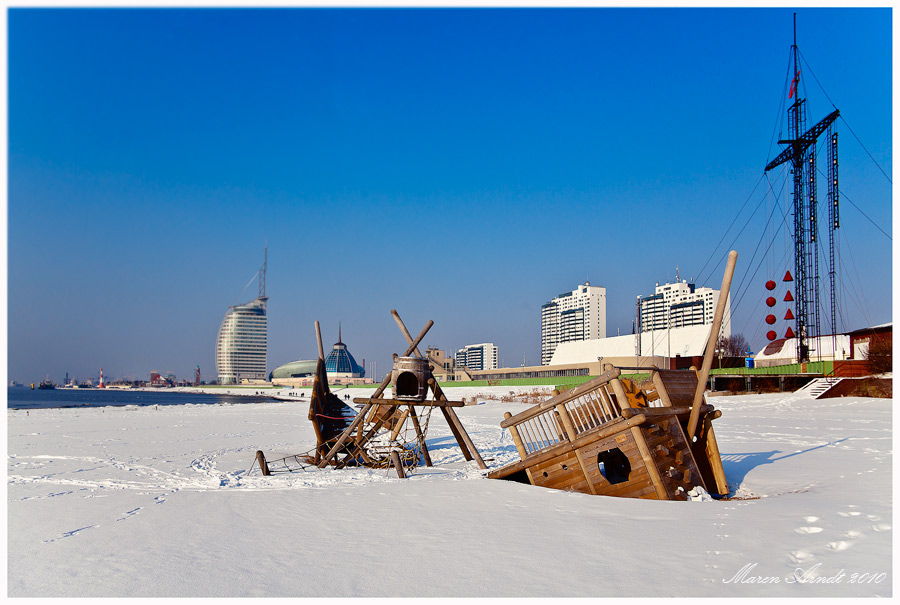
left=8, top=7, right=892, bottom=384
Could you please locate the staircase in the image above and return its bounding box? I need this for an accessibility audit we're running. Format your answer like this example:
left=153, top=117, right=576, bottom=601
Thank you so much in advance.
left=794, top=377, right=843, bottom=399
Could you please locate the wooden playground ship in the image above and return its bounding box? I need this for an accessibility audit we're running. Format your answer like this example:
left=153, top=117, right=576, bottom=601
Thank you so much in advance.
left=255, top=310, right=486, bottom=477
left=487, top=251, right=738, bottom=500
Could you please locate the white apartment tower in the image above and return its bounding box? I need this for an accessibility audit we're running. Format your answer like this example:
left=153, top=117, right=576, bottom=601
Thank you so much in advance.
left=638, top=279, right=730, bottom=338
left=456, top=343, right=499, bottom=371
left=541, top=282, right=606, bottom=365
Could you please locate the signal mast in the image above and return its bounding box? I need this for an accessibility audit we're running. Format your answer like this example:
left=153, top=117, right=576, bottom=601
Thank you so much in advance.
left=764, top=14, right=840, bottom=363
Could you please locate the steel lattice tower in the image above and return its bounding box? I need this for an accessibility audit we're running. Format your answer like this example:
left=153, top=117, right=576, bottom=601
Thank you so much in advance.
left=765, top=15, right=839, bottom=362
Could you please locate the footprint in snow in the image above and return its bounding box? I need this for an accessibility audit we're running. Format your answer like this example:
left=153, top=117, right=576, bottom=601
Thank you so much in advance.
left=116, top=507, right=142, bottom=521
left=827, top=540, right=852, bottom=551
left=802, top=516, right=820, bottom=523
left=872, top=524, right=891, bottom=532
left=43, top=525, right=99, bottom=543
left=794, top=526, right=824, bottom=534
left=788, top=550, right=815, bottom=564
left=838, top=511, right=861, bottom=517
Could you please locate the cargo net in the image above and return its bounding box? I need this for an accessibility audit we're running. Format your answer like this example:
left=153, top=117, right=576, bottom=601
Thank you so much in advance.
left=248, top=403, right=435, bottom=475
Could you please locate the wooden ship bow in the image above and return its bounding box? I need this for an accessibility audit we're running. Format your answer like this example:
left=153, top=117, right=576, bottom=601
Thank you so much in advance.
left=488, top=251, right=738, bottom=501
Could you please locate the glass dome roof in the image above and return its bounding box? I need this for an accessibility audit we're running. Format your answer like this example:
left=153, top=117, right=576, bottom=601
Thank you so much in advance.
left=324, top=327, right=365, bottom=377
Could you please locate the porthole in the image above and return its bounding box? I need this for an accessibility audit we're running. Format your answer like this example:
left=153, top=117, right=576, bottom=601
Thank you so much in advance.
left=597, top=448, right=631, bottom=484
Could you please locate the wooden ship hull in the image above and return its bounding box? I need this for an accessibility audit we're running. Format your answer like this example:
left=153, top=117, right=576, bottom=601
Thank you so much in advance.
left=488, top=251, right=739, bottom=501
left=487, top=367, right=728, bottom=500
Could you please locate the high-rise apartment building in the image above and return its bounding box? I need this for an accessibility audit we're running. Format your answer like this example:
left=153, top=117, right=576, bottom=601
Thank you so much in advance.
left=540, top=282, right=606, bottom=365
left=216, top=250, right=268, bottom=385
left=456, top=343, right=499, bottom=371
left=638, top=280, right=730, bottom=336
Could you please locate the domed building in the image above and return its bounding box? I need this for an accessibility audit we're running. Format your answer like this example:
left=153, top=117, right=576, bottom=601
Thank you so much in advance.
left=324, top=326, right=365, bottom=381
left=269, top=359, right=318, bottom=381
left=269, top=326, right=367, bottom=387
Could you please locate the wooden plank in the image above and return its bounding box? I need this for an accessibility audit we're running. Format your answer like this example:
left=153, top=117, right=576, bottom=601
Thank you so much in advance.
left=704, top=422, right=729, bottom=495
left=630, top=425, right=669, bottom=500
left=352, top=397, right=465, bottom=408
left=407, top=405, right=433, bottom=467
left=621, top=404, right=715, bottom=419
left=573, top=448, right=597, bottom=495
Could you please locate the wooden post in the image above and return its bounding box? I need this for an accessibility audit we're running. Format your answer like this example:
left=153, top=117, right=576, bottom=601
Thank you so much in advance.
left=630, top=427, right=668, bottom=500
left=428, top=378, right=472, bottom=461
left=390, top=451, right=406, bottom=479
left=703, top=421, right=729, bottom=495
left=504, top=412, right=528, bottom=459
left=408, top=406, right=433, bottom=467
left=315, top=320, right=325, bottom=361
left=256, top=450, right=270, bottom=476
left=650, top=369, right=673, bottom=407
left=389, top=409, right=410, bottom=441
left=609, top=376, right=630, bottom=411
left=554, top=404, right=578, bottom=442
left=690, top=250, right=738, bottom=440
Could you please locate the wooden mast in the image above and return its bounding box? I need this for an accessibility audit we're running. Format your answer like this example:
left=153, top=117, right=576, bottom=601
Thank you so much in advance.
left=688, top=250, right=738, bottom=440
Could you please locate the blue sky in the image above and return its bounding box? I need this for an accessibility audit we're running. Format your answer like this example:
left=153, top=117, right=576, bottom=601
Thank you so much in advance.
left=8, top=7, right=892, bottom=384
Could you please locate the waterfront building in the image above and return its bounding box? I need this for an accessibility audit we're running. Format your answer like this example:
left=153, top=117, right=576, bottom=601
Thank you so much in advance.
left=269, top=359, right=318, bottom=381
left=216, top=250, right=268, bottom=385
left=456, top=343, right=499, bottom=371
left=540, top=282, right=607, bottom=365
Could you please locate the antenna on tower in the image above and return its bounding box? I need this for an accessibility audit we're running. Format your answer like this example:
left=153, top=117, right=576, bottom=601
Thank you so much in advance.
left=259, top=245, right=268, bottom=300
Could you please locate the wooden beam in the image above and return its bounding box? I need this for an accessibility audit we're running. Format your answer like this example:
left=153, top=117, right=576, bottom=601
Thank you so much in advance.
left=704, top=422, right=729, bottom=495
left=444, top=406, right=487, bottom=469
left=630, top=426, right=669, bottom=500
left=408, top=405, right=433, bottom=467
left=316, top=402, right=371, bottom=468
left=315, top=320, right=325, bottom=361
left=390, top=451, right=406, bottom=479
left=352, top=397, right=465, bottom=408
left=650, top=369, right=673, bottom=407
left=690, top=250, right=737, bottom=439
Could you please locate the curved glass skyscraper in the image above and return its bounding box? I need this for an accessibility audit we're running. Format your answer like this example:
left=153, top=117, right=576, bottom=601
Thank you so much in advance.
left=216, top=249, right=268, bottom=385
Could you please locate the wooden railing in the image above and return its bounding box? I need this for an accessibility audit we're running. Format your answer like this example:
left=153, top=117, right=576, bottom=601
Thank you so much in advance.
left=502, top=367, right=629, bottom=458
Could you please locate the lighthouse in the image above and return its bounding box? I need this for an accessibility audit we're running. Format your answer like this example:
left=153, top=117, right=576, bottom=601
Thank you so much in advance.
left=98, top=368, right=105, bottom=389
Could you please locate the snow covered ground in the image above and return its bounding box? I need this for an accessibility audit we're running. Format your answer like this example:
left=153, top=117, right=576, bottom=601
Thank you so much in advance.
left=7, top=386, right=892, bottom=597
